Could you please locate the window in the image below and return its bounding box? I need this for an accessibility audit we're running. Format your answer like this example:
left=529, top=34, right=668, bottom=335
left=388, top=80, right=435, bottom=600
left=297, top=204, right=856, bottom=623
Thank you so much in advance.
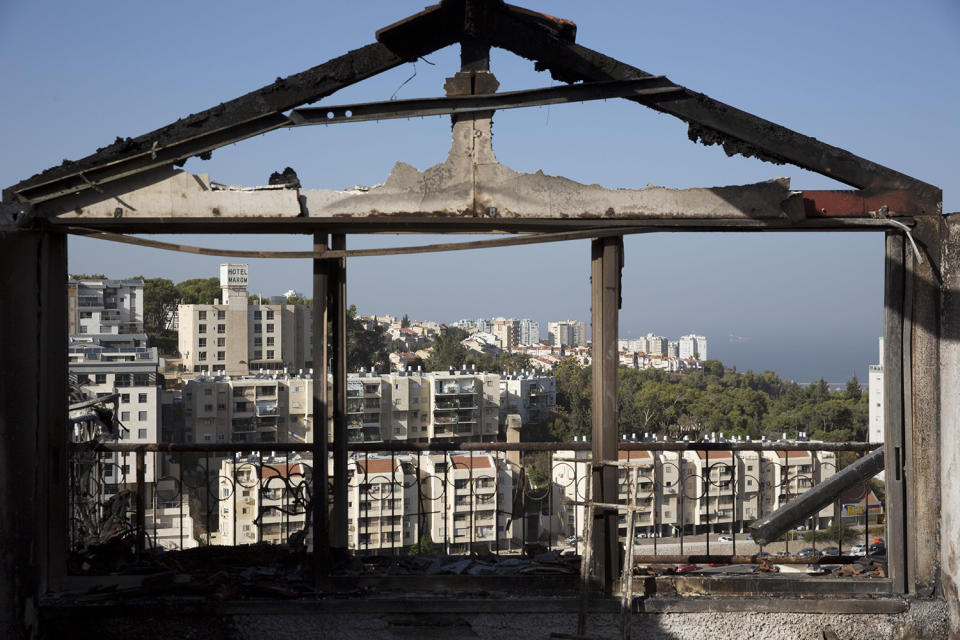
left=198, top=338, right=207, bottom=347
left=138, top=411, right=148, bottom=421
left=133, top=373, right=149, bottom=386
left=254, top=311, right=262, bottom=320
left=217, top=337, right=225, bottom=347
left=203, top=433, right=212, bottom=441
left=266, top=350, right=274, bottom=359
left=204, top=404, right=213, bottom=411
left=216, top=324, right=225, bottom=334
left=217, top=351, right=225, bottom=361
left=137, top=428, right=147, bottom=439
left=120, top=411, right=130, bottom=421
left=198, top=324, right=206, bottom=334
left=266, top=324, right=274, bottom=333
left=95, top=374, right=107, bottom=384
left=254, top=324, right=262, bottom=333
left=266, top=337, right=275, bottom=346
left=254, top=337, right=262, bottom=347
left=217, top=310, right=225, bottom=320
left=198, top=352, right=206, bottom=361
left=120, top=393, right=130, bottom=403
left=204, top=388, right=212, bottom=396
left=266, top=310, right=274, bottom=320
left=198, top=311, right=207, bottom=320
left=138, top=393, right=147, bottom=403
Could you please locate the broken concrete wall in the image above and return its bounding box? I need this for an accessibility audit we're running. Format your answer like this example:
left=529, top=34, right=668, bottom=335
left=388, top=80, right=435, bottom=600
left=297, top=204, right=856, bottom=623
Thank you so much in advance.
left=42, top=603, right=950, bottom=640
left=940, top=213, right=960, bottom=639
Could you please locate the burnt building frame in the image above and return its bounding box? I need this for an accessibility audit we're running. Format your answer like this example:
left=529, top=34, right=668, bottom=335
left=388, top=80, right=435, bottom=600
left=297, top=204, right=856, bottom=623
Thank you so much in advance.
left=0, top=1, right=945, bottom=637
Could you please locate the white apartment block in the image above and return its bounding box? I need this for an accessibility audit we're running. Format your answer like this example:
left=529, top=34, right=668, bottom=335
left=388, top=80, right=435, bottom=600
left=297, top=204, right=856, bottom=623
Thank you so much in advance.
left=69, top=343, right=163, bottom=485
left=491, top=318, right=520, bottom=350
left=553, top=443, right=837, bottom=541
left=499, top=372, right=557, bottom=426
left=68, top=277, right=144, bottom=337
left=869, top=337, right=884, bottom=444
left=547, top=320, right=588, bottom=348
left=178, top=264, right=311, bottom=374
left=215, top=452, right=512, bottom=554
left=678, top=334, right=708, bottom=360
left=519, top=319, right=540, bottom=345
left=183, top=368, right=508, bottom=446
left=420, top=453, right=516, bottom=554
left=183, top=372, right=316, bottom=445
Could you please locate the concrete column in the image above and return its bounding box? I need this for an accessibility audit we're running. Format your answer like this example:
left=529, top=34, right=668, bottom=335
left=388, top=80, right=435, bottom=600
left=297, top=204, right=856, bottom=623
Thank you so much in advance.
left=0, top=229, right=68, bottom=639
left=591, top=236, right=622, bottom=590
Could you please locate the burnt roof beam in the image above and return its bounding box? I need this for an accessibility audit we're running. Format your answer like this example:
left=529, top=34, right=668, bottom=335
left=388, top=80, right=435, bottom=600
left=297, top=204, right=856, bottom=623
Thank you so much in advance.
left=483, top=3, right=941, bottom=212
left=4, top=34, right=460, bottom=207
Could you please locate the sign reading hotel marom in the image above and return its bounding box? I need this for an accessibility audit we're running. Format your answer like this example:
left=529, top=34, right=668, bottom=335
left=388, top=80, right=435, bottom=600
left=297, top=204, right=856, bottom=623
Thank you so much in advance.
left=220, top=263, right=248, bottom=288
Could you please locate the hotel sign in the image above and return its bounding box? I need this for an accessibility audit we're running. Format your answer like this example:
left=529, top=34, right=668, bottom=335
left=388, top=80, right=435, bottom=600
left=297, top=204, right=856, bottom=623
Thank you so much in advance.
left=220, top=263, right=248, bottom=288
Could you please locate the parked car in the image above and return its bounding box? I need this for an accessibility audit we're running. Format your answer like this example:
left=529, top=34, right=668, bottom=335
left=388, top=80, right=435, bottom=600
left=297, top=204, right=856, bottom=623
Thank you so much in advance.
left=821, top=546, right=840, bottom=556
left=717, top=535, right=733, bottom=542
left=676, top=564, right=698, bottom=574
left=869, top=541, right=887, bottom=556
left=797, top=547, right=820, bottom=558
left=850, top=544, right=868, bottom=556
left=635, top=532, right=648, bottom=539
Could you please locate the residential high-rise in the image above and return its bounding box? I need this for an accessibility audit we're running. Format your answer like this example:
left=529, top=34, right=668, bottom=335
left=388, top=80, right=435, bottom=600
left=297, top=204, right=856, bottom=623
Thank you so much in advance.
left=177, top=264, right=311, bottom=374
left=678, top=334, right=707, bottom=360
left=548, top=320, right=587, bottom=347
left=518, top=318, right=540, bottom=345
left=491, top=318, right=520, bottom=350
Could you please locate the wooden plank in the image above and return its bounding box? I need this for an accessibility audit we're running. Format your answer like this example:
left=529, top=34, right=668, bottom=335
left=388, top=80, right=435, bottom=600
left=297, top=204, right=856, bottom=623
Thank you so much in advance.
left=591, top=236, right=622, bottom=590
left=884, top=232, right=907, bottom=593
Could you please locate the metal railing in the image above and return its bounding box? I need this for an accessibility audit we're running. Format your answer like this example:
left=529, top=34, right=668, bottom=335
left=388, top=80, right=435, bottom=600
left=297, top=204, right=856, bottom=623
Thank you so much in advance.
left=68, top=439, right=885, bottom=584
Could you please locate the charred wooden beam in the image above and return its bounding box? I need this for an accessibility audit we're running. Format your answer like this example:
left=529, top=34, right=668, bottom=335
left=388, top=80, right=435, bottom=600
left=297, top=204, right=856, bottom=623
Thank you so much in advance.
left=4, top=36, right=457, bottom=207
left=484, top=3, right=941, bottom=207
left=749, top=447, right=885, bottom=546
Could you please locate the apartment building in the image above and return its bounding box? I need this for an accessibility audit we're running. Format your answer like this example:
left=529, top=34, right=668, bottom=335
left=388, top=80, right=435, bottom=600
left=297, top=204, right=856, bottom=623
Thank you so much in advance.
left=215, top=452, right=508, bottom=554
left=518, top=319, right=540, bottom=346
left=68, top=277, right=144, bottom=337
left=69, top=343, right=163, bottom=485
left=491, top=318, right=520, bottom=350
left=183, top=372, right=316, bottom=445
left=547, top=320, right=588, bottom=348
left=183, top=368, right=509, bottom=446
left=178, top=264, right=311, bottom=374
left=419, top=453, right=515, bottom=554
left=498, top=372, right=557, bottom=426
left=553, top=442, right=837, bottom=541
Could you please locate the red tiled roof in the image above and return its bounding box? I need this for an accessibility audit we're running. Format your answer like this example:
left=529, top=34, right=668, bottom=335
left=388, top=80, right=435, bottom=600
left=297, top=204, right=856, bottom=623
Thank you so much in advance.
left=776, top=450, right=814, bottom=459
left=356, top=458, right=399, bottom=474
left=694, top=450, right=733, bottom=459
left=261, top=463, right=305, bottom=479
left=450, top=455, right=492, bottom=469
left=618, top=450, right=652, bottom=460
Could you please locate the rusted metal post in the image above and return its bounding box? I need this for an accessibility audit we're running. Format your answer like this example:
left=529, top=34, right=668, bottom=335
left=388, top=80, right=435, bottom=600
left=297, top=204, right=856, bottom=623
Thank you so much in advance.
left=591, top=236, right=623, bottom=590
left=312, top=232, right=330, bottom=578
left=331, top=233, right=349, bottom=554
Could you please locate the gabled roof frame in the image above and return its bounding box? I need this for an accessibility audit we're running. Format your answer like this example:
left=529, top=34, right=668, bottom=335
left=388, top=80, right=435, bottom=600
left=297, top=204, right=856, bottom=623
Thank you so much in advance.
left=1, top=0, right=940, bottom=227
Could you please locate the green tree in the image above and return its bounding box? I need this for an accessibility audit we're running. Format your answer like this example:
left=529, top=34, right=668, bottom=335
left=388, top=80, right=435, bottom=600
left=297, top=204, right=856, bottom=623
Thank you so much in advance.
left=346, top=305, right=389, bottom=371
left=175, top=277, right=221, bottom=304
left=140, top=277, right=179, bottom=354
left=845, top=375, right=862, bottom=402
left=69, top=273, right=107, bottom=280
left=400, top=314, right=410, bottom=328
left=424, top=327, right=469, bottom=371
left=407, top=533, right=437, bottom=555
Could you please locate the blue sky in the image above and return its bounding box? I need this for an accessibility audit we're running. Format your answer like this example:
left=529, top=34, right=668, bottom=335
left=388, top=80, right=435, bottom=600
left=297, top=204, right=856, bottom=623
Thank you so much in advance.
left=2, top=1, right=957, bottom=381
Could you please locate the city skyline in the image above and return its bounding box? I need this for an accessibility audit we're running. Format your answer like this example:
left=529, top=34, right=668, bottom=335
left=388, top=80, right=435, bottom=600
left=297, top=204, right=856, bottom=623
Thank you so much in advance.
left=6, top=1, right=951, bottom=383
